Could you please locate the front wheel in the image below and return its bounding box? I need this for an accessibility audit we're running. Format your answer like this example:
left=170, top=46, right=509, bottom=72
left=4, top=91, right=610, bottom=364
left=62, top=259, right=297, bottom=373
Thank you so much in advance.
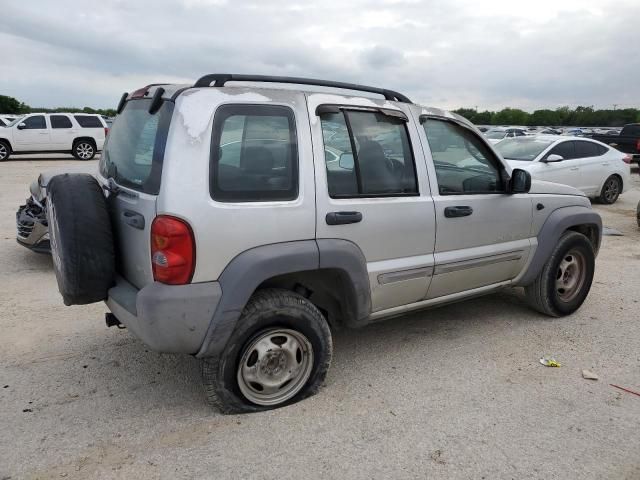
left=73, top=140, right=96, bottom=160
left=202, top=289, right=333, bottom=414
left=525, top=231, right=595, bottom=317
left=599, top=175, right=621, bottom=204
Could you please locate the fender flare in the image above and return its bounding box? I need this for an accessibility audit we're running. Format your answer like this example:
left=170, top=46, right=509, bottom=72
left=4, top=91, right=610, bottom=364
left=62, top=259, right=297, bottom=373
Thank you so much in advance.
left=513, top=206, right=602, bottom=287
left=196, top=239, right=371, bottom=358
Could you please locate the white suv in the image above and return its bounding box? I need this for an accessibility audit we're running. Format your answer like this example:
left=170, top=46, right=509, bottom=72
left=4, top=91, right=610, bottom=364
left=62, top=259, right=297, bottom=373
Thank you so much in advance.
left=0, top=113, right=108, bottom=161
left=45, top=75, right=602, bottom=413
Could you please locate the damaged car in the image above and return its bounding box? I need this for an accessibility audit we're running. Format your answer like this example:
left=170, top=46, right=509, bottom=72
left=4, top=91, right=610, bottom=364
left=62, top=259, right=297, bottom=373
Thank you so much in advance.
left=16, top=164, right=96, bottom=253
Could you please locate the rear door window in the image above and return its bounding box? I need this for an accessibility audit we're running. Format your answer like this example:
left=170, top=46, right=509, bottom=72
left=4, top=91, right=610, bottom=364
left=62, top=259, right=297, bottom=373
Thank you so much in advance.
left=99, top=100, right=173, bottom=194
left=51, top=115, right=72, bottom=129
left=574, top=141, right=601, bottom=158
left=210, top=104, right=298, bottom=202
left=74, top=115, right=103, bottom=128
left=319, top=109, right=418, bottom=197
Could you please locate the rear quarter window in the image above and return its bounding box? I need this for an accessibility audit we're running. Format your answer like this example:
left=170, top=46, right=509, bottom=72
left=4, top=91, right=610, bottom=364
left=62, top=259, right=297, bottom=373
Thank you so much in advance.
left=209, top=104, right=298, bottom=202
left=74, top=115, right=103, bottom=128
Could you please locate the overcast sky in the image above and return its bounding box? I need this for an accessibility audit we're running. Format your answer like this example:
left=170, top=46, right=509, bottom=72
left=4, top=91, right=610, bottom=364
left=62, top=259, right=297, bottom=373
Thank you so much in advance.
left=2, top=0, right=639, bottom=111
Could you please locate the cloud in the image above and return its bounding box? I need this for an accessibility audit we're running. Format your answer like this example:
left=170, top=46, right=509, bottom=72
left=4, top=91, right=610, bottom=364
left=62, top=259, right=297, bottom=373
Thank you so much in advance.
left=1, top=0, right=638, bottom=110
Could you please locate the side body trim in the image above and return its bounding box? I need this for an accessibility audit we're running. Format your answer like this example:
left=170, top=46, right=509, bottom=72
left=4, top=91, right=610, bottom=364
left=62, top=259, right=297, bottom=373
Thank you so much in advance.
left=433, top=251, right=524, bottom=275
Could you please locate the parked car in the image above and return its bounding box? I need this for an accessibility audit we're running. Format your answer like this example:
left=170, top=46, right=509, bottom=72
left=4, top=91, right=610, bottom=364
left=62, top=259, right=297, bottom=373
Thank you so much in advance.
left=591, top=123, right=640, bottom=168
left=484, top=127, right=528, bottom=144
left=0, top=113, right=108, bottom=161
left=16, top=164, right=97, bottom=253
left=495, top=135, right=631, bottom=203
left=43, top=74, right=601, bottom=413
left=563, top=128, right=587, bottom=137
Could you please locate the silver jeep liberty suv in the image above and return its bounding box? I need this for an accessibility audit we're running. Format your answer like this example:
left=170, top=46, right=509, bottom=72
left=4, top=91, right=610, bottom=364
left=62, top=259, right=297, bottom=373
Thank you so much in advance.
left=46, top=74, right=601, bottom=413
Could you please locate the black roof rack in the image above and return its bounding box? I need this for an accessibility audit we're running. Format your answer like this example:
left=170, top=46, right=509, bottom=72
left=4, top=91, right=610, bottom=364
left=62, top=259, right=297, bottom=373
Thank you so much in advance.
left=193, top=74, right=412, bottom=103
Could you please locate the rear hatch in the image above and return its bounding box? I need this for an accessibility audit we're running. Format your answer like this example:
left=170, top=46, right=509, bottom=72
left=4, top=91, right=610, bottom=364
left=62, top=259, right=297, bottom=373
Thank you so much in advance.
left=98, top=95, right=174, bottom=289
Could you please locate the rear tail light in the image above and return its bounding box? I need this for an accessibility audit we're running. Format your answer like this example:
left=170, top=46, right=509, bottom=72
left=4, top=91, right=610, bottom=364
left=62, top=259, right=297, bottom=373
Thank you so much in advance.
left=622, top=154, right=632, bottom=164
left=151, top=215, right=195, bottom=285
left=104, top=127, right=109, bottom=138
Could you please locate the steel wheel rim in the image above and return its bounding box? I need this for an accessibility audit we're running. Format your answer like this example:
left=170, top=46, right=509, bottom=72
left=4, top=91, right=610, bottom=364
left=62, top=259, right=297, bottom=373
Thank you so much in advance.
left=77, top=143, right=93, bottom=159
left=0, top=144, right=7, bottom=160
left=555, top=249, right=587, bottom=303
left=604, top=178, right=619, bottom=202
left=237, top=328, right=314, bottom=406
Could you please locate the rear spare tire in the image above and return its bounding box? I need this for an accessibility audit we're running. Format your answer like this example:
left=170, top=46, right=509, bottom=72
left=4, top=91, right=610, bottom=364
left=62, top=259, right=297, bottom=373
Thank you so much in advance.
left=47, top=174, right=115, bottom=305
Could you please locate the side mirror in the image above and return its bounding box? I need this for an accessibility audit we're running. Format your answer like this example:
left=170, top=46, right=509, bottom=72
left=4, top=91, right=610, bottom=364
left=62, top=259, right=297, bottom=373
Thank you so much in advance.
left=543, top=154, right=563, bottom=163
left=510, top=168, right=531, bottom=194
left=17, top=123, right=27, bottom=130
left=338, top=152, right=354, bottom=170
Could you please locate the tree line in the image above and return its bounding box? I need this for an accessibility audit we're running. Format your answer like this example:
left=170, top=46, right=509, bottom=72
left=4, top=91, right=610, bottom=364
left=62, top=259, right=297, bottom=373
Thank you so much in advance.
left=0, top=95, right=116, bottom=117
left=3, top=93, right=638, bottom=126
left=452, top=106, right=640, bottom=127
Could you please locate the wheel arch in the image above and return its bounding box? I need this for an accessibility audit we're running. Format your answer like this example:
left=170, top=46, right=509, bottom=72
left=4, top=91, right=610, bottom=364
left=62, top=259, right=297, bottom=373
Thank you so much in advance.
left=0, top=137, right=13, bottom=150
left=513, top=206, right=602, bottom=287
left=196, top=239, right=371, bottom=358
left=72, top=136, right=97, bottom=148
left=604, top=173, right=623, bottom=192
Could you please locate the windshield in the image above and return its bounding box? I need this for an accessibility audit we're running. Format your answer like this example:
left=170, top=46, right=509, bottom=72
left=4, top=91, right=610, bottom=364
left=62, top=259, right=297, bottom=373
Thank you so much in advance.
left=99, top=99, right=173, bottom=194
left=495, top=137, right=555, bottom=161
left=6, top=117, right=23, bottom=127
left=485, top=130, right=506, bottom=140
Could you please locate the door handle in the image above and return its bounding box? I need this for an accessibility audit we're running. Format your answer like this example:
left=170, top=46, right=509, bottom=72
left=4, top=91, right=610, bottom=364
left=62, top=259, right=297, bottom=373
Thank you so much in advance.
left=444, top=206, right=473, bottom=218
left=326, top=211, right=363, bottom=225
left=601, top=162, right=609, bottom=166
left=569, top=167, right=579, bottom=171
left=122, top=210, right=145, bottom=230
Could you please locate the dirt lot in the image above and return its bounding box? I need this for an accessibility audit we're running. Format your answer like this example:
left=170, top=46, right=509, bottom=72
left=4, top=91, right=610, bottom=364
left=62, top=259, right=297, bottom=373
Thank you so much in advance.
left=1, top=155, right=639, bottom=480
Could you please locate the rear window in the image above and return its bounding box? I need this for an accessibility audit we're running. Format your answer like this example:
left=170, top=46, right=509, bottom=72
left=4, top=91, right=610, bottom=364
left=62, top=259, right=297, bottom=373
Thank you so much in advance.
left=621, top=124, right=640, bottom=136
left=99, top=99, right=174, bottom=194
left=74, top=115, right=103, bottom=128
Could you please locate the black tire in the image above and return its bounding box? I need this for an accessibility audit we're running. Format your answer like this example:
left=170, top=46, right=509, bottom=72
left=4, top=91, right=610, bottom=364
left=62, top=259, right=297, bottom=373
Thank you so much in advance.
left=72, top=139, right=96, bottom=160
left=598, top=175, right=621, bottom=204
left=0, top=140, right=11, bottom=161
left=47, top=174, right=115, bottom=305
left=202, top=289, right=333, bottom=414
left=525, top=231, right=595, bottom=317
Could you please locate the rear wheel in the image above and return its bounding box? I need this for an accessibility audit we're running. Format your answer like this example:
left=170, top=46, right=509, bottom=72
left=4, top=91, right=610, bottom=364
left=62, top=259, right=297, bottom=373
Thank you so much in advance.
left=202, top=289, right=332, bottom=414
left=525, top=231, right=595, bottom=317
left=73, top=140, right=96, bottom=160
left=598, top=175, right=621, bottom=204
left=0, top=140, right=11, bottom=161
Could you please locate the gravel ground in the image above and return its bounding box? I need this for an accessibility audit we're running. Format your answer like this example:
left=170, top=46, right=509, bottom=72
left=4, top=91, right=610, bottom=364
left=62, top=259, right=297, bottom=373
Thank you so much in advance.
left=1, top=155, right=639, bottom=480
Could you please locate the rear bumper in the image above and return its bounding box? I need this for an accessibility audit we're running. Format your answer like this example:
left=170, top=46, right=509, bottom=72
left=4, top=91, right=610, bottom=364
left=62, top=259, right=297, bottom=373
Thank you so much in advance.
left=106, top=276, right=222, bottom=354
